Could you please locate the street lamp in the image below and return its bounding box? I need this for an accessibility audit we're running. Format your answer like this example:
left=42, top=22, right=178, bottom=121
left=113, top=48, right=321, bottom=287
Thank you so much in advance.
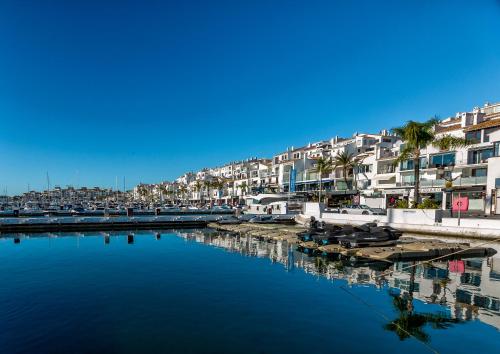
left=437, top=164, right=461, bottom=219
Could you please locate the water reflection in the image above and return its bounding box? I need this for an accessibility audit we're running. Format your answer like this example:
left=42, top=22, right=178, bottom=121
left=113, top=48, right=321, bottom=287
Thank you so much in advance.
left=385, top=291, right=461, bottom=343
left=176, top=229, right=500, bottom=332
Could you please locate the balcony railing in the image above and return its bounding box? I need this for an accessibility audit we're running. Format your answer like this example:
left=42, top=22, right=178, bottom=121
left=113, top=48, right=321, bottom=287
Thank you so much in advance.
left=377, top=166, right=396, bottom=174
left=456, top=176, right=487, bottom=185
left=398, top=176, right=487, bottom=188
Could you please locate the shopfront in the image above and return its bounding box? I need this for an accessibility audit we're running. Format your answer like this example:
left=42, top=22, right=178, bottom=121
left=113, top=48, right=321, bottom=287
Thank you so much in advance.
left=451, top=187, right=486, bottom=212
left=420, top=187, right=444, bottom=206
left=382, top=188, right=409, bottom=208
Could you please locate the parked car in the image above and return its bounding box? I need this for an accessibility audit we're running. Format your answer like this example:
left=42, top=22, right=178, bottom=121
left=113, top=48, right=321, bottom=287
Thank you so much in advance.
left=339, top=205, right=385, bottom=215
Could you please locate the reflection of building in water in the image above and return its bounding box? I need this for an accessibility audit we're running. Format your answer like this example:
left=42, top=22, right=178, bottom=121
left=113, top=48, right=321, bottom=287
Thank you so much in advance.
left=175, top=230, right=500, bottom=330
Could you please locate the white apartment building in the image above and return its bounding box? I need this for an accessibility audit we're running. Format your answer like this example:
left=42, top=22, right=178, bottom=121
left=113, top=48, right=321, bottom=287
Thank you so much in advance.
left=133, top=101, right=500, bottom=213
left=361, top=102, right=500, bottom=213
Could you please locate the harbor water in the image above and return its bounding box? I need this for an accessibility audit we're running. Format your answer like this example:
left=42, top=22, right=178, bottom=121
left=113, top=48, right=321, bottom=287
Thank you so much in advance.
left=0, top=230, right=499, bottom=354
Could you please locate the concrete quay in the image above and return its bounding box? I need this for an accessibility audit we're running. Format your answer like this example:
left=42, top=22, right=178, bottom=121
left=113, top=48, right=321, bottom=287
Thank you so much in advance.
left=299, top=203, right=500, bottom=240
left=0, top=215, right=210, bottom=233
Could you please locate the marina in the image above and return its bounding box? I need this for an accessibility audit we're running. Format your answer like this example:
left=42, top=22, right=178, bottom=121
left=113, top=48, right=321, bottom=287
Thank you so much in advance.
left=2, top=2, right=500, bottom=353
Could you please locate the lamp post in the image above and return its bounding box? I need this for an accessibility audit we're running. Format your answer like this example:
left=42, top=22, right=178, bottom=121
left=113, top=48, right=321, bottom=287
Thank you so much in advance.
left=437, top=164, right=461, bottom=219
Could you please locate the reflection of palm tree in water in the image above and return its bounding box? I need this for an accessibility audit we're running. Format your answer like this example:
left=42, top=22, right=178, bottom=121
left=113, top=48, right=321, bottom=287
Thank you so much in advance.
left=314, top=257, right=328, bottom=274
left=385, top=262, right=461, bottom=343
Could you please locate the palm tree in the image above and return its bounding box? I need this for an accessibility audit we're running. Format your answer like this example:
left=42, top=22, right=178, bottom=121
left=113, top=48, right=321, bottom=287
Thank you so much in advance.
left=203, top=180, right=212, bottom=204
left=393, top=118, right=470, bottom=207
left=179, top=184, right=188, bottom=203
left=137, top=185, right=150, bottom=202
left=165, top=189, right=173, bottom=203
left=158, top=185, right=168, bottom=203
left=210, top=178, right=225, bottom=203
left=240, top=181, right=248, bottom=196
left=312, top=157, right=333, bottom=203
left=332, top=151, right=356, bottom=192
left=194, top=180, right=203, bottom=203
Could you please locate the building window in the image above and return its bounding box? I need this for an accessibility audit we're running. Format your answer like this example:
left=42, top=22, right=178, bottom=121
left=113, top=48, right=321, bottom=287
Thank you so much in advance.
left=472, top=168, right=487, bottom=177
left=484, top=127, right=500, bottom=143
left=465, top=130, right=481, bottom=144
left=468, top=148, right=494, bottom=164
left=494, top=142, right=500, bottom=157
left=430, top=153, right=455, bottom=167
left=356, top=165, right=372, bottom=173
left=400, top=157, right=428, bottom=171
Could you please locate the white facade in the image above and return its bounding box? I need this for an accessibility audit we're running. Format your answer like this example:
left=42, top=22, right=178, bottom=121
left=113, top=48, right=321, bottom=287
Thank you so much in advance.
left=132, top=101, right=500, bottom=212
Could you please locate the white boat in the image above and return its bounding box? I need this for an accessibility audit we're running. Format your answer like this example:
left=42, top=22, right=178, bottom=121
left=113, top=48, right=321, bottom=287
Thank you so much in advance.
left=243, top=193, right=303, bottom=215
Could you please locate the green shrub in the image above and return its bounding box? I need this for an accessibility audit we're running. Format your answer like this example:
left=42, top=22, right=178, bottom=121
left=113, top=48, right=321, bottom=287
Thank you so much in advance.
left=417, top=198, right=440, bottom=209
left=395, top=199, right=409, bottom=208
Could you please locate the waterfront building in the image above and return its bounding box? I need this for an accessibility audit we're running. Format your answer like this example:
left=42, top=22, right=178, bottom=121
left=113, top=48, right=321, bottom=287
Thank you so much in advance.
left=131, top=101, right=500, bottom=214
left=365, top=102, right=500, bottom=213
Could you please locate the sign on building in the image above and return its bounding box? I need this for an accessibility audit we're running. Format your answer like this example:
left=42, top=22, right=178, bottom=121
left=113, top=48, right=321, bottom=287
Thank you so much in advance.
left=452, top=196, right=469, bottom=212
left=289, top=168, right=296, bottom=192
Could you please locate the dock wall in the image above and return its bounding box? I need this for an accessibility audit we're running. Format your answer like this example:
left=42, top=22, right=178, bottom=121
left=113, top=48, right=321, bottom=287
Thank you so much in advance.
left=300, top=203, right=500, bottom=240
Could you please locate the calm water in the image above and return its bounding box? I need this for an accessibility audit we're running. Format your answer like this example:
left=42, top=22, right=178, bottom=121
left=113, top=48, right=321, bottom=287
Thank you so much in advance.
left=0, top=230, right=499, bottom=354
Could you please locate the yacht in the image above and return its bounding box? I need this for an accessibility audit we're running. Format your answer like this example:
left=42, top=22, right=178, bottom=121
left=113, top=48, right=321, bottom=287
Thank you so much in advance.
left=243, top=193, right=304, bottom=215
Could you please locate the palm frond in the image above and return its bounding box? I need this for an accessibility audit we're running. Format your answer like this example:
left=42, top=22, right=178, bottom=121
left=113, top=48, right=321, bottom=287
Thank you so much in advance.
left=424, top=116, right=441, bottom=129
left=332, top=151, right=355, bottom=168
left=432, top=135, right=472, bottom=151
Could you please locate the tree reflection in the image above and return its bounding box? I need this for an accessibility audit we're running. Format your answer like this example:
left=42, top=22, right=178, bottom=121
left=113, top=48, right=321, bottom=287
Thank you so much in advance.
left=385, top=294, right=461, bottom=343
left=385, top=263, right=461, bottom=343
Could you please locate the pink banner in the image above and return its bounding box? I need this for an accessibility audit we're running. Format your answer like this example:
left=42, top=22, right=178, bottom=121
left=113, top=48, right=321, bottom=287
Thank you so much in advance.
left=452, top=196, right=469, bottom=212
left=449, top=260, right=465, bottom=273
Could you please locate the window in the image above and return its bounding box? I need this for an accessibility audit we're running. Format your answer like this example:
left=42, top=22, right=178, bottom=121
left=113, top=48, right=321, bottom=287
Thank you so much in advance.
left=465, top=130, right=481, bottom=144
left=356, top=165, right=372, bottom=173
left=430, top=153, right=455, bottom=167
left=484, top=127, right=500, bottom=143
left=468, top=148, right=494, bottom=164
left=400, top=157, right=428, bottom=171
left=495, top=142, right=500, bottom=157
left=472, top=168, right=487, bottom=177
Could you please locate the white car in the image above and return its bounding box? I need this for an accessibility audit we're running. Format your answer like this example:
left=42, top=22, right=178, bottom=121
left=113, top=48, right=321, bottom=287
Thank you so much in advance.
left=339, top=205, right=385, bottom=215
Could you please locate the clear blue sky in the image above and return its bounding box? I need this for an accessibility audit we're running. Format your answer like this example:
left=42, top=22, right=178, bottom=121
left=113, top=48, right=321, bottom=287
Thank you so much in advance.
left=1, top=0, right=499, bottom=194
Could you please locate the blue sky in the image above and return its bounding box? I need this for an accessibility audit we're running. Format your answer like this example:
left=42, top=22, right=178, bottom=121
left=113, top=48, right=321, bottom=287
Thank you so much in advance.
left=1, top=0, right=499, bottom=194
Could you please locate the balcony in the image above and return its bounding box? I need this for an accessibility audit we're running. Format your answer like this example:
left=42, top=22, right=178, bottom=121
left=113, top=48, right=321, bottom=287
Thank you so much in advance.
left=399, top=176, right=487, bottom=188
left=455, top=176, right=487, bottom=186
left=378, top=151, right=398, bottom=160
left=419, top=179, right=446, bottom=188
left=377, top=165, right=396, bottom=174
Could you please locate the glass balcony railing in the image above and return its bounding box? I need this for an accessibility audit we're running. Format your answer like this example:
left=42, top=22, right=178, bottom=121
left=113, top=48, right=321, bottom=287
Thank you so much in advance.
left=398, top=176, right=487, bottom=188
left=456, top=176, right=487, bottom=185
left=419, top=179, right=446, bottom=187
